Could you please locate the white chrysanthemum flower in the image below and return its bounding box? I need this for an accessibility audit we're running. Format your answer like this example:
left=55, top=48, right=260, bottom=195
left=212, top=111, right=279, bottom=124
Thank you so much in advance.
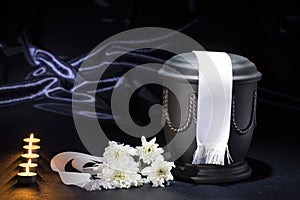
left=103, top=141, right=137, bottom=168
left=94, top=141, right=143, bottom=189
left=141, top=156, right=175, bottom=187
left=136, top=136, right=164, bottom=164
left=94, top=163, right=144, bottom=189
left=91, top=138, right=173, bottom=190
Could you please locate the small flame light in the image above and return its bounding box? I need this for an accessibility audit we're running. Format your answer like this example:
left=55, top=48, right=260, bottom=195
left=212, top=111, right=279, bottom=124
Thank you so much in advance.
left=23, top=141, right=40, bottom=153
left=19, top=159, right=38, bottom=172
left=17, top=160, right=37, bottom=184
left=21, top=147, right=39, bottom=163
left=23, top=133, right=40, bottom=143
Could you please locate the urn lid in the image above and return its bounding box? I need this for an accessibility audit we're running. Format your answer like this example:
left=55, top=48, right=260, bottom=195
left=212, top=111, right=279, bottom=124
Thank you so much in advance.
left=158, top=52, right=262, bottom=83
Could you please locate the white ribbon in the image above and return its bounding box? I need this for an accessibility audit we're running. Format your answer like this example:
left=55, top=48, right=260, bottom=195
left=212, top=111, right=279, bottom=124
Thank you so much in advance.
left=192, top=51, right=233, bottom=165
left=50, top=152, right=105, bottom=190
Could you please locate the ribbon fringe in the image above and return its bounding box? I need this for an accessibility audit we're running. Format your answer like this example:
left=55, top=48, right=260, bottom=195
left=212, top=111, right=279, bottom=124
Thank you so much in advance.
left=192, top=145, right=233, bottom=165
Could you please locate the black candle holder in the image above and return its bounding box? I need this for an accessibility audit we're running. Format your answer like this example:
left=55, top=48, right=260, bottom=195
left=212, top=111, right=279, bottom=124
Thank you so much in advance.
left=17, top=172, right=37, bottom=184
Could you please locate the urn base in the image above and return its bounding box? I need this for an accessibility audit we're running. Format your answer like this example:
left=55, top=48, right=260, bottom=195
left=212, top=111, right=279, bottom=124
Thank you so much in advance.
left=172, top=160, right=252, bottom=183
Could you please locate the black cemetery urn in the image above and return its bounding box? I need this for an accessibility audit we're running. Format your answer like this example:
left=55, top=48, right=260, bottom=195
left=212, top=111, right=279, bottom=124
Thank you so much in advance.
left=158, top=52, right=262, bottom=183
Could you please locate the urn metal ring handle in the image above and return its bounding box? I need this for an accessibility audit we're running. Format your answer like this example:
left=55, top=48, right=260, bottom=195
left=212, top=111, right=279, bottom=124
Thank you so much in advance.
left=162, top=89, right=257, bottom=135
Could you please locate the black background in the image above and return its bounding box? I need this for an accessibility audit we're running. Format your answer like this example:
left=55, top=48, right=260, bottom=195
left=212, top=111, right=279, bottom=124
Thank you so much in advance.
left=0, top=0, right=299, bottom=199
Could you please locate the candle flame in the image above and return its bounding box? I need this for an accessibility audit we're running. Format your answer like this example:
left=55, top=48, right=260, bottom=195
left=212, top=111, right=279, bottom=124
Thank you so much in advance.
left=28, top=148, right=32, bottom=156
left=29, top=141, right=33, bottom=149
left=28, top=159, right=32, bottom=165
left=30, top=133, right=34, bottom=141
left=26, top=165, right=29, bottom=174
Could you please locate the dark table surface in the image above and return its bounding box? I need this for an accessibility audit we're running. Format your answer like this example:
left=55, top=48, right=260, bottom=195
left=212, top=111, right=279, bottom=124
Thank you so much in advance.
left=0, top=101, right=299, bottom=200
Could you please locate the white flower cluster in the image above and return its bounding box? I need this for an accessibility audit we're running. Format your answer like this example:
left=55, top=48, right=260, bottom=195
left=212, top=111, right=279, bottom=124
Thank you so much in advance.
left=92, top=136, right=175, bottom=190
